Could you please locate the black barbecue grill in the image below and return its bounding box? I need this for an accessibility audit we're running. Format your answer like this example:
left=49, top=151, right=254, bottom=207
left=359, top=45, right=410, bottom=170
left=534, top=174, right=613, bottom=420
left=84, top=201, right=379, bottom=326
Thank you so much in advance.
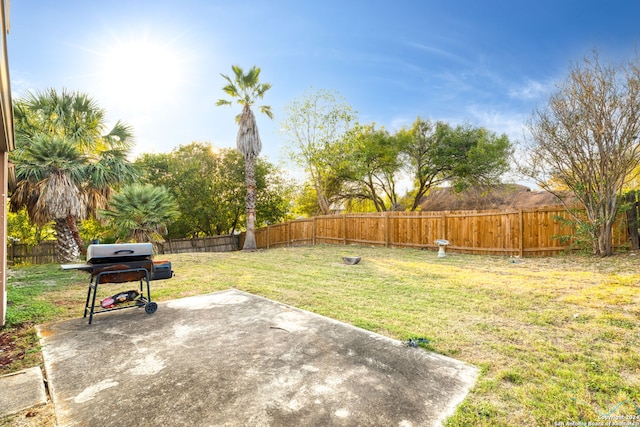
left=62, top=243, right=173, bottom=324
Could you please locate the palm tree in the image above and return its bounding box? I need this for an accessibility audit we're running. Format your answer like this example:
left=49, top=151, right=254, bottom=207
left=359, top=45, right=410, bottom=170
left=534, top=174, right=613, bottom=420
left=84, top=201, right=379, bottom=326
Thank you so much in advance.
left=98, top=183, right=179, bottom=246
left=216, top=65, right=273, bottom=250
left=11, top=135, right=87, bottom=261
left=12, top=88, right=138, bottom=262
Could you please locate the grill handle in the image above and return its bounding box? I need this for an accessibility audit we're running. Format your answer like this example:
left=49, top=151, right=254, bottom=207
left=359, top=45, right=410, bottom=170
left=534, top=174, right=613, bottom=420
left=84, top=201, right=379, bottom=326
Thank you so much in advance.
left=114, top=249, right=135, bottom=255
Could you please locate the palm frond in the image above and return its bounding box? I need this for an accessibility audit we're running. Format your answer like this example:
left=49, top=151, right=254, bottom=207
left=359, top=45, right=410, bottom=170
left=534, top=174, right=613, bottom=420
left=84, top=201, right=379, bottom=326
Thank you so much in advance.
left=243, top=66, right=259, bottom=88
left=221, top=83, right=240, bottom=99
left=99, top=184, right=179, bottom=244
left=216, top=65, right=272, bottom=120
left=14, top=135, right=85, bottom=182
left=231, top=65, right=244, bottom=82
left=256, top=82, right=272, bottom=99
left=103, top=120, right=135, bottom=150
left=259, top=105, right=274, bottom=120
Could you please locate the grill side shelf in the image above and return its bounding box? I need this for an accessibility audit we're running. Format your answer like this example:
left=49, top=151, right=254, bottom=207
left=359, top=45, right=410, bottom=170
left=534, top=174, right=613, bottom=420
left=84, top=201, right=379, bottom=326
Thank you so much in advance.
left=60, top=263, right=93, bottom=272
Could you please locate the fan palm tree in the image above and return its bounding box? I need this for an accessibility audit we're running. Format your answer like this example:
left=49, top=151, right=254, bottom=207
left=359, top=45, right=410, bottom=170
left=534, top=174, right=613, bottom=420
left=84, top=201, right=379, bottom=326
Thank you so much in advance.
left=12, top=88, right=138, bottom=262
left=11, top=135, right=88, bottom=261
left=216, top=65, right=273, bottom=250
left=98, top=183, right=179, bottom=246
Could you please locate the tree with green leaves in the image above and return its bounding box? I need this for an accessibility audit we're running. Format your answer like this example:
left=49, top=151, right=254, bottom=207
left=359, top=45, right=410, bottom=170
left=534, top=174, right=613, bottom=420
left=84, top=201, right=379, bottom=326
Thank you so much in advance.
left=521, top=51, right=640, bottom=256
left=252, top=156, right=293, bottom=227
left=98, top=183, right=179, bottom=246
left=8, top=201, right=55, bottom=245
left=399, top=118, right=512, bottom=211
left=397, top=118, right=446, bottom=211
left=11, top=89, right=138, bottom=262
left=216, top=65, right=273, bottom=250
left=138, top=143, right=235, bottom=237
left=136, top=142, right=290, bottom=238
left=340, top=123, right=405, bottom=212
left=281, top=89, right=356, bottom=214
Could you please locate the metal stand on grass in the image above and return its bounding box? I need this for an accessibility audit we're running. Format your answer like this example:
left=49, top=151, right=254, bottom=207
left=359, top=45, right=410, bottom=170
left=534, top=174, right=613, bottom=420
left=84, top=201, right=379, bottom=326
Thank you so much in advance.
left=84, top=267, right=158, bottom=325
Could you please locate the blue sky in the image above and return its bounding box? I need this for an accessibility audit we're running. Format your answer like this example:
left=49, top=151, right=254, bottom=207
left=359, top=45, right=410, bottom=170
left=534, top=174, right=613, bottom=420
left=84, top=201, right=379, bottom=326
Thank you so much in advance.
left=8, top=1, right=640, bottom=182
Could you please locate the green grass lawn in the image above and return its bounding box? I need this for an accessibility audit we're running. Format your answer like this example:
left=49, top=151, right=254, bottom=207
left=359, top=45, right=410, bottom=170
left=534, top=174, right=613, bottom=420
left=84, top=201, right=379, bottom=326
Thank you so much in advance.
left=2, top=245, right=639, bottom=426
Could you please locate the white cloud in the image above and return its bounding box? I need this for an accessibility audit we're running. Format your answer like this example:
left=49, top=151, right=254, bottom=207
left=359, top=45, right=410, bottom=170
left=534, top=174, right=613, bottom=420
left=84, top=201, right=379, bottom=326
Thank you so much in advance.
left=466, top=105, right=528, bottom=142
left=388, top=115, right=415, bottom=132
left=508, top=79, right=555, bottom=100
left=406, top=42, right=470, bottom=66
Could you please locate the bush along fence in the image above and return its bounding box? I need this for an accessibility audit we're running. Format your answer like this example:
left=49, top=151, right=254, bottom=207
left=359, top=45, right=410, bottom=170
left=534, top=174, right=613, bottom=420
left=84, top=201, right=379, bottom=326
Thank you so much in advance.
left=625, top=190, right=640, bottom=250
left=252, top=206, right=631, bottom=257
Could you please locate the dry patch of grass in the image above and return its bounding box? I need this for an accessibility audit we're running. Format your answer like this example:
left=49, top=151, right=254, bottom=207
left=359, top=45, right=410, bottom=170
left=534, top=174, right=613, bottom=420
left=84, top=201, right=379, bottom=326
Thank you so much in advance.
left=2, top=245, right=640, bottom=426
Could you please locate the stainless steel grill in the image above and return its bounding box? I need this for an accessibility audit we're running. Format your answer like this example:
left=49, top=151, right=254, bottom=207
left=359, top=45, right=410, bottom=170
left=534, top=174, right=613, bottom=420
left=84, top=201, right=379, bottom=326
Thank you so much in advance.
left=62, top=243, right=173, bottom=324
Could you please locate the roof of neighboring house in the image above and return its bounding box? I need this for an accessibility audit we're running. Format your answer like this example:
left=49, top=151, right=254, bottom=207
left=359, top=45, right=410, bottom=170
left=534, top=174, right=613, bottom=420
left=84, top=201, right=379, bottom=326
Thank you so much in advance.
left=418, top=184, right=578, bottom=211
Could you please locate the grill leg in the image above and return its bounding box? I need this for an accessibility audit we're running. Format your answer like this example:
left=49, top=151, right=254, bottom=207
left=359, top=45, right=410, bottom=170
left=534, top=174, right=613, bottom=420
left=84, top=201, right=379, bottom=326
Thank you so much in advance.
left=88, top=278, right=100, bottom=324
left=84, top=276, right=99, bottom=324
left=144, top=270, right=152, bottom=302
left=83, top=279, right=93, bottom=318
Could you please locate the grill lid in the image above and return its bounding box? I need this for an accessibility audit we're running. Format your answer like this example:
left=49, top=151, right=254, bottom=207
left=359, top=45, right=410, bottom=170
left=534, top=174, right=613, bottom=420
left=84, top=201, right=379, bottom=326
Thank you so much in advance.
left=86, top=243, right=153, bottom=264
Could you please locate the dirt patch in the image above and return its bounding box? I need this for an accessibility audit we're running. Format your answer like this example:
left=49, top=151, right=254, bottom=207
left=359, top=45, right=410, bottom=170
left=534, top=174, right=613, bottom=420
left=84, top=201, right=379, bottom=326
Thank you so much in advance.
left=0, top=325, right=42, bottom=374
left=0, top=325, right=55, bottom=427
left=0, top=404, right=56, bottom=427
left=0, top=328, right=21, bottom=368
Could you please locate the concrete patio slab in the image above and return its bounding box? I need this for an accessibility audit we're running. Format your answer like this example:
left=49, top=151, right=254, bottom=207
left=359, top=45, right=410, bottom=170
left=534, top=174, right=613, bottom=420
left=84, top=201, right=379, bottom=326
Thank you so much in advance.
left=0, top=366, right=47, bottom=416
left=37, top=289, right=478, bottom=426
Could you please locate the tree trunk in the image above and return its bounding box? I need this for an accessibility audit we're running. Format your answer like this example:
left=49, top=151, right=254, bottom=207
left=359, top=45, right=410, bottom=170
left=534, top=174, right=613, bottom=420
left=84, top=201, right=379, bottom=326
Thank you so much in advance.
left=67, top=214, right=86, bottom=256
left=54, top=218, right=80, bottom=263
left=597, top=221, right=614, bottom=256
left=411, top=179, right=429, bottom=211
left=310, top=168, right=330, bottom=215
left=242, top=156, right=258, bottom=251
left=596, top=197, right=618, bottom=256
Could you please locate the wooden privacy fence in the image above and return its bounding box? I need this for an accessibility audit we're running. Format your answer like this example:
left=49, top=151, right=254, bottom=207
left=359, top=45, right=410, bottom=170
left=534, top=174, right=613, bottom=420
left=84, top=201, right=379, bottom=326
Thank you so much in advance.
left=8, top=234, right=240, bottom=265
left=8, top=240, right=57, bottom=265
left=8, top=207, right=631, bottom=264
left=254, top=207, right=630, bottom=257
left=156, top=235, right=240, bottom=255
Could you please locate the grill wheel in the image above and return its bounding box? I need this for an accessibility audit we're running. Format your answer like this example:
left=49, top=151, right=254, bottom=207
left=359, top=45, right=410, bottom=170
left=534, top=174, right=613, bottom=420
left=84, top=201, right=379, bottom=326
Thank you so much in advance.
left=145, top=302, right=158, bottom=314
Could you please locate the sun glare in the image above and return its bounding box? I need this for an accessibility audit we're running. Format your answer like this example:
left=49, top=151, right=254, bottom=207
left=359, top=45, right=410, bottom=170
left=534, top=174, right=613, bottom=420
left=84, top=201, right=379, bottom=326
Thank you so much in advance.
left=97, top=35, right=187, bottom=106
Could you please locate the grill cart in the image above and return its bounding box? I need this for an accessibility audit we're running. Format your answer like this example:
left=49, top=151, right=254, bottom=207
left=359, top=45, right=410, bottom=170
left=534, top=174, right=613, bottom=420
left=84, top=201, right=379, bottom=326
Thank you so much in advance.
left=62, top=243, right=173, bottom=324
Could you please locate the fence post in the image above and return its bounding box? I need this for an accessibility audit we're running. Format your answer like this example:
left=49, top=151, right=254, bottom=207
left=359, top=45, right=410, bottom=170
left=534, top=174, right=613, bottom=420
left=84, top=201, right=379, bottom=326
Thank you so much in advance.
left=440, top=212, right=447, bottom=241
left=519, top=209, right=524, bottom=258
left=385, top=212, right=390, bottom=247
left=312, top=217, right=316, bottom=246
left=287, top=222, right=291, bottom=247
left=267, top=225, right=270, bottom=249
left=445, top=212, right=449, bottom=240
left=343, top=215, right=347, bottom=246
